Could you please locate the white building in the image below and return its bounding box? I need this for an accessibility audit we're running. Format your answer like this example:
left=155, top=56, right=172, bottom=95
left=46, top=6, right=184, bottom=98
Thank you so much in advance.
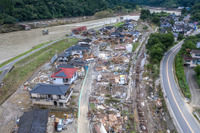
left=51, top=68, right=78, bottom=84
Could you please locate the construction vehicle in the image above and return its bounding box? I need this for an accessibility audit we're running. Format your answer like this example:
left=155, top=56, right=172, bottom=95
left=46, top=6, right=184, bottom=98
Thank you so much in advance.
left=71, top=26, right=87, bottom=34
left=42, top=29, right=49, bottom=35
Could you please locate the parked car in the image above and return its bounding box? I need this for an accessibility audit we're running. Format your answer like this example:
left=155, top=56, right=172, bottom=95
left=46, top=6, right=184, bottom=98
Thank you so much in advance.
left=57, top=119, right=63, bottom=132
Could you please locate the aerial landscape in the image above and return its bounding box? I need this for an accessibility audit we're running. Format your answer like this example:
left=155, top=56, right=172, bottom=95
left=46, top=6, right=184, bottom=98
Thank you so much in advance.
left=1, top=0, right=200, bottom=133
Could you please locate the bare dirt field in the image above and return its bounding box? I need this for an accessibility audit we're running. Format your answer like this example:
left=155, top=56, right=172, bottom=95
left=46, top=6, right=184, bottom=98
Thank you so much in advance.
left=0, top=15, right=139, bottom=64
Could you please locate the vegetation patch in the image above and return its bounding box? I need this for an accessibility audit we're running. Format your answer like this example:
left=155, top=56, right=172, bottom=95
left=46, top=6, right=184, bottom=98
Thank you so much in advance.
left=175, top=54, right=190, bottom=98
left=0, top=38, right=78, bottom=105
left=132, top=42, right=140, bottom=52
left=0, top=40, right=53, bottom=68
left=140, top=10, right=170, bottom=26
left=146, top=32, right=174, bottom=79
left=194, top=65, right=200, bottom=87
left=94, top=10, right=113, bottom=19
left=114, top=22, right=125, bottom=27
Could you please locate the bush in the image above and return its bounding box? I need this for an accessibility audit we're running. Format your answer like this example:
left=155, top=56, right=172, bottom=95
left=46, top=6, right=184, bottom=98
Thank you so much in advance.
left=178, top=34, right=184, bottom=40
left=94, top=10, right=113, bottom=19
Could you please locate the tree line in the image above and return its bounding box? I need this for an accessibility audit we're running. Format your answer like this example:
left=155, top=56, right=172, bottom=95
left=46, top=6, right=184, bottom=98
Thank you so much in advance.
left=140, top=9, right=169, bottom=26
left=146, top=32, right=174, bottom=79
left=130, top=0, right=200, bottom=7
left=0, top=0, right=136, bottom=24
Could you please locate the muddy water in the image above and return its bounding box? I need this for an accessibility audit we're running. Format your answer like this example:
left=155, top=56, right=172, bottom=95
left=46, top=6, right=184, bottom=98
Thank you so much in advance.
left=0, top=15, right=139, bottom=64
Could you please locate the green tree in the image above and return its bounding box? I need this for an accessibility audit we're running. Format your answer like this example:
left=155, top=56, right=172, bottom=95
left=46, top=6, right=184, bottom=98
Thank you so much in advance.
left=181, top=8, right=187, bottom=15
left=140, top=9, right=151, bottom=20
left=151, top=16, right=160, bottom=25
left=194, top=65, right=200, bottom=75
left=149, top=42, right=165, bottom=62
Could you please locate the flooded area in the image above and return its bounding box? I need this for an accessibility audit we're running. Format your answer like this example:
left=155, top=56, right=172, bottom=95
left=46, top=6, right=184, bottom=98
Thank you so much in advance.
left=0, top=15, right=139, bottom=64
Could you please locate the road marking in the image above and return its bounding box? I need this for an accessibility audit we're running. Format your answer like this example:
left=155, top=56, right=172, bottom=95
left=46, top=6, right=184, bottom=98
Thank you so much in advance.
left=166, top=45, right=194, bottom=133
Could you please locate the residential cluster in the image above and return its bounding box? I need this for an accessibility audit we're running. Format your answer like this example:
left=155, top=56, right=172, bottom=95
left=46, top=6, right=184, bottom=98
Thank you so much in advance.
left=13, top=17, right=142, bottom=133
left=30, top=38, right=93, bottom=108
left=14, top=38, right=94, bottom=132
left=159, top=13, right=196, bottom=37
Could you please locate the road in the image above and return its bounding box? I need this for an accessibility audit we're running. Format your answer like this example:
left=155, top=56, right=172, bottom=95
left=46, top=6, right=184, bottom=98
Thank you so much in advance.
left=161, top=41, right=200, bottom=133
left=78, top=63, right=94, bottom=133
left=185, top=67, right=200, bottom=107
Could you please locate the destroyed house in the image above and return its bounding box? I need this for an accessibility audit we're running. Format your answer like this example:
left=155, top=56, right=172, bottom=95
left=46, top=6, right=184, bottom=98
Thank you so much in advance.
left=80, top=38, right=92, bottom=43
left=30, top=84, right=73, bottom=107
left=58, top=64, right=74, bottom=69
left=77, top=42, right=91, bottom=50
left=123, top=23, right=134, bottom=30
left=115, top=28, right=124, bottom=33
left=68, top=58, right=87, bottom=67
left=18, top=109, right=48, bottom=133
left=105, top=26, right=114, bottom=30
left=110, top=32, right=125, bottom=43
left=57, top=52, right=71, bottom=63
left=51, top=68, right=78, bottom=84
left=65, top=45, right=89, bottom=55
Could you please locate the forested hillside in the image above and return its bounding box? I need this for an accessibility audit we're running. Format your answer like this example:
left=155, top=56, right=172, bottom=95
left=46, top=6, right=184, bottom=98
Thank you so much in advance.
left=131, top=0, right=199, bottom=7
left=0, top=0, right=136, bottom=24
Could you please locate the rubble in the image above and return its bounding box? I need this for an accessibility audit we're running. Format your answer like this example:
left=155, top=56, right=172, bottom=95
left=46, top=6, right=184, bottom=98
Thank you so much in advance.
left=86, top=20, right=142, bottom=133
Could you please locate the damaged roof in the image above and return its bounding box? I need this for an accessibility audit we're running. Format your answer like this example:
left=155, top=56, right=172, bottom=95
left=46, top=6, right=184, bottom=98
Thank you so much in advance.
left=18, top=109, right=49, bottom=133
left=58, top=64, right=74, bottom=68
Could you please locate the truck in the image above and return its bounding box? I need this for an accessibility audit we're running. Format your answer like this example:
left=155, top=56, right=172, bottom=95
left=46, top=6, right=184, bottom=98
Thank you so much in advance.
left=71, top=26, right=87, bottom=34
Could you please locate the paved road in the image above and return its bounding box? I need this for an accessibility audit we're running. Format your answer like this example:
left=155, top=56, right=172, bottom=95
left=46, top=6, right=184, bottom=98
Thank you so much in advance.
left=78, top=63, right=94, bottom=133
left=161, top=41, right=200, bottom=133
left=185, top=68, right=200, bottom=107
left=0, top=68, right=10, bottom=83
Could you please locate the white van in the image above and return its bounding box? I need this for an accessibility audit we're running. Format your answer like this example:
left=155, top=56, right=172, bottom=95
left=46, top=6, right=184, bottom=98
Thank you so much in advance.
left=57, top=119, right=63, bottom=132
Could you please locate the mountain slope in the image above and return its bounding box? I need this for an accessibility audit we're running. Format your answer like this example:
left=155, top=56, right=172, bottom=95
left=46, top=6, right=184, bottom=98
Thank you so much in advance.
left=0, top=0, right=136, bottom=24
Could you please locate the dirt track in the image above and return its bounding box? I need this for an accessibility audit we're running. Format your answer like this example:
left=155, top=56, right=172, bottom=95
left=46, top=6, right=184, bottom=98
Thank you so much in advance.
left=0, top=15, right=139, bottom=64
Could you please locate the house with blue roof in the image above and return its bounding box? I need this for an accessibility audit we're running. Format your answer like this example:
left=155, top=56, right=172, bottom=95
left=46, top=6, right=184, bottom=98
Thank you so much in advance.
left=30, top=84, right=73, bottom=107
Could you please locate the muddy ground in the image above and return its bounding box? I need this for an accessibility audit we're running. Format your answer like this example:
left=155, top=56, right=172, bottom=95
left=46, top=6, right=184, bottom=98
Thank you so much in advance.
left=0, top=15, right=139, bottom=64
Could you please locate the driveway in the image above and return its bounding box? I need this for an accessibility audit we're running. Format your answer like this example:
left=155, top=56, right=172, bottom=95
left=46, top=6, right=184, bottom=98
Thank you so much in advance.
left=185, top=67, right=200, bottom=107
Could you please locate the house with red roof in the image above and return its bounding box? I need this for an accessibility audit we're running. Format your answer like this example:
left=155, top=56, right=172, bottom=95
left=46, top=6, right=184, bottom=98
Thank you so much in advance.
left=51, top=68, right=78, bottom=84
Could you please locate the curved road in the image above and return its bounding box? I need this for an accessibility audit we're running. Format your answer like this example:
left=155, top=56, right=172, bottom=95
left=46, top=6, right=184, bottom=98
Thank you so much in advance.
left=161, top=41, right=200, bottom=133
